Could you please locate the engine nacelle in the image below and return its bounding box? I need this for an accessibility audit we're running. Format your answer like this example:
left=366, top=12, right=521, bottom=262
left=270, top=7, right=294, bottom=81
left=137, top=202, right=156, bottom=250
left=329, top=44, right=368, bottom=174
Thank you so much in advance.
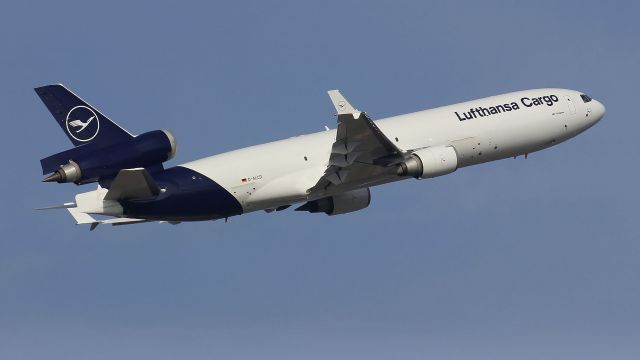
left=296, top=188, right=371, bottom=216
left=397, top=145, right=458, bottom=179
left=44, top=129, right=177, bottom=183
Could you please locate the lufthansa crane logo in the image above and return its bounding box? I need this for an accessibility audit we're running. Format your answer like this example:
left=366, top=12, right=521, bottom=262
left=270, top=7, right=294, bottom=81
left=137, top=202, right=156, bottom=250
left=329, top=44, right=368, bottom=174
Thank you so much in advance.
left=65, top=106, right=100, bottom=142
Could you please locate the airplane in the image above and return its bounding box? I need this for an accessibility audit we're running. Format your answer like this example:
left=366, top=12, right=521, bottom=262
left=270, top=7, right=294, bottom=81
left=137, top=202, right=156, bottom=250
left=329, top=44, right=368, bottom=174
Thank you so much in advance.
left=35, top=84, right=605, bottom=229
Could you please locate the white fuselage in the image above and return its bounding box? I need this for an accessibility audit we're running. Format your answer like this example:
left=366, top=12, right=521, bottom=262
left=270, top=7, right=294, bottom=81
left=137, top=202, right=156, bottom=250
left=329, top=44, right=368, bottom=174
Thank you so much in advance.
left=181, top=88, right=604, bottom=213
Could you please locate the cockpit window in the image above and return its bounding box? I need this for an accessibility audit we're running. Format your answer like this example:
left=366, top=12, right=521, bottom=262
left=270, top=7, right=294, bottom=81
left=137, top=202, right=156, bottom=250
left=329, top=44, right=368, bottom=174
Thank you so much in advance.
left=580, top=94, right=592, bottom=103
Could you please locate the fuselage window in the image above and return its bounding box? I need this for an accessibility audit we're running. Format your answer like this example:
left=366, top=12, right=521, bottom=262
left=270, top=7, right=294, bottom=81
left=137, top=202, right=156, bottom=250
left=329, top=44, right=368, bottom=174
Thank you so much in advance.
left=580, top=94, right=592, bottom=103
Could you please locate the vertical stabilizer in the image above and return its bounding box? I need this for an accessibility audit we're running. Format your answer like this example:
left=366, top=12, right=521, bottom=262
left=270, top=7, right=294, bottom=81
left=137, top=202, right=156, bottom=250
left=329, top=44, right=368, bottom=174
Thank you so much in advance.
left=34, top=84, right=133, bottom=147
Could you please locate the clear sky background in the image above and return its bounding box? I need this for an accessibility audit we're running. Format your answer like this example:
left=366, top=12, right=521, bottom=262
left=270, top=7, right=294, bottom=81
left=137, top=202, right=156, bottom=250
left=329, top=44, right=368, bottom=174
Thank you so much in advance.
left=1, top=1, right=638, bottom=359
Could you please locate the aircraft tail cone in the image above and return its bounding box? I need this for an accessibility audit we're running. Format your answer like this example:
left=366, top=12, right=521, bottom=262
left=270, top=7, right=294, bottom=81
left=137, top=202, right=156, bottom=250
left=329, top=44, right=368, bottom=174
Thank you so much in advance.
left=42, top=172, right=62, bottom=183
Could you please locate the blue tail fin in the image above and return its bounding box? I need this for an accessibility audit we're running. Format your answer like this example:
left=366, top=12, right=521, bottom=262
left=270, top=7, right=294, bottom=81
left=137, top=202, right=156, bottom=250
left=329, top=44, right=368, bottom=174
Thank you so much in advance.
left=34, top=84, right=133, bottom=147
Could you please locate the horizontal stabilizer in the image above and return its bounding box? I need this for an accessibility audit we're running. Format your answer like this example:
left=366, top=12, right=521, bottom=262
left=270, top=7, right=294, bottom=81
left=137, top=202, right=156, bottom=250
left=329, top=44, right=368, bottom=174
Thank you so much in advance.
left=69, top=211, right=148, bottom=231
left=101, top=218, right=149, bottom=226
left=67, top=206, right=97, bottom=225
left=104, top=168, right=160, bottom=201
left=67, top=206, right=148, bottom=230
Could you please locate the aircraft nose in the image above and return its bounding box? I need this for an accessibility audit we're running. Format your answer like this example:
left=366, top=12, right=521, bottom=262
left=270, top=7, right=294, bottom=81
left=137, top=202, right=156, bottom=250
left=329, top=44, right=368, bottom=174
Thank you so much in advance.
left=592, top=99, right=606, bottom=122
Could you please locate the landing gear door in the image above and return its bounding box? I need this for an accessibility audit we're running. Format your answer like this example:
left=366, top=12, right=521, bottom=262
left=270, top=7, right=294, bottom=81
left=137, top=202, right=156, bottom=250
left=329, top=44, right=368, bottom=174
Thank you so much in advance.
left=564, top=95, right=576, bottom=114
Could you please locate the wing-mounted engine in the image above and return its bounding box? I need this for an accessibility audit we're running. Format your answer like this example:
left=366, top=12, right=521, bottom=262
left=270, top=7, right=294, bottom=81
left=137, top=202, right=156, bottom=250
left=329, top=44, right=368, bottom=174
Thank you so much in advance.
left=42, top=129, right=177, bottom=184
left=397, top=145, right=458, bottom=179
left=311, top=90, right=460, bottom=194
left=295, top=188, right=371, bottom=216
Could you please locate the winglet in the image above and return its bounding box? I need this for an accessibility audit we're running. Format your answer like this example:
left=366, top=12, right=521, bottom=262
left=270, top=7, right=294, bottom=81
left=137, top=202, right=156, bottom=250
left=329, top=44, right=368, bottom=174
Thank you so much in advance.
left=328, top=90, right=359, bottom=115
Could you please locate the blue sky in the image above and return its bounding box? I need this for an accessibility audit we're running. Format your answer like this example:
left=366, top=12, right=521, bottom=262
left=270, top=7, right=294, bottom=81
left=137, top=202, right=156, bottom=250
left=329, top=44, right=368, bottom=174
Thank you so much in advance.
left=1, top=1, right=639, bottom=359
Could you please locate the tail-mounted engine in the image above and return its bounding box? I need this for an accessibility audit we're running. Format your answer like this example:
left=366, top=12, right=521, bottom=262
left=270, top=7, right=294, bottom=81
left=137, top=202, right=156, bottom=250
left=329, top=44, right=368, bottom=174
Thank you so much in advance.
left=42, top=130, right=177, bottom=183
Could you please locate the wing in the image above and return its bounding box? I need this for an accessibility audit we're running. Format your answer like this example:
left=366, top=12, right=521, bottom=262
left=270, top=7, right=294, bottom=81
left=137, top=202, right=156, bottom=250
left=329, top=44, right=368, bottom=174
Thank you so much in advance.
left=310, top=90, right=405, bottom=193
left=104, top=168, right=160, bottom=201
